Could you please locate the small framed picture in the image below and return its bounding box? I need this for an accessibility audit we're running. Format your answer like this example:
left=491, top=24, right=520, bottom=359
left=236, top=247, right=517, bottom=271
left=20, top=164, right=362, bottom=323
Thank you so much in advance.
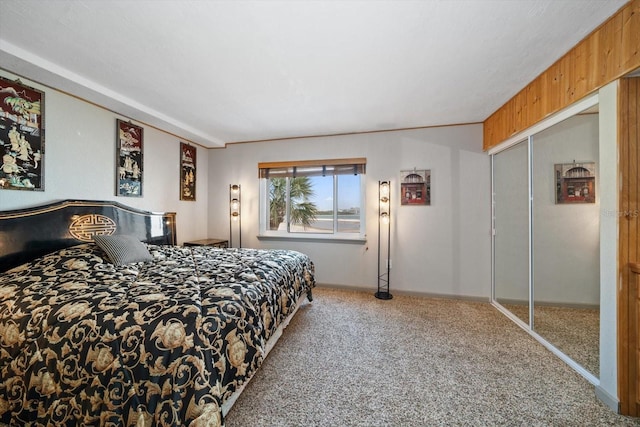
left=400, top=169, right=431, bottom=205
left=554, top=162, right=596, bottom=204
left=180, top=142, right=196, bottom=201
left=116, top=119, right=143, bottom=197
left=0, top=76, right=45, bottom=191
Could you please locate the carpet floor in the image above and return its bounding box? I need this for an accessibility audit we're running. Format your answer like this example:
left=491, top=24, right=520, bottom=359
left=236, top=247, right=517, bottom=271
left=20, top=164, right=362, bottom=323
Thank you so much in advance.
left=225, top=287, right=639, bottom=426
left=502, top=303, right=599, bottom=377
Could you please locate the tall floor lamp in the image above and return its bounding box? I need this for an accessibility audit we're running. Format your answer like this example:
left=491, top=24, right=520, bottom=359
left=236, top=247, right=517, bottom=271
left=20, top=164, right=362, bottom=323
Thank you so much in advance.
left=376, top=180, right=392, bottom=300
left=229, top=184, right=241, bottom=248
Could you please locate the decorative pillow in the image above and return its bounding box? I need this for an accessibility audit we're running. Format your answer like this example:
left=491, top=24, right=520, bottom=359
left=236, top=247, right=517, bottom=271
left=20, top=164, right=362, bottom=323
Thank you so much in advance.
left=93, top=234, right=153, bottom=266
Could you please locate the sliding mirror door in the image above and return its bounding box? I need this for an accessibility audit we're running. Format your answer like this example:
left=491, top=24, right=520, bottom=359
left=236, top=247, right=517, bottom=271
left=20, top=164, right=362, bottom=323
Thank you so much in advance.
left=491, top=95, right=601, bottom=383
left=493, top=140, right=530, bottom=325
left=531, top=107, right=600, bottom=377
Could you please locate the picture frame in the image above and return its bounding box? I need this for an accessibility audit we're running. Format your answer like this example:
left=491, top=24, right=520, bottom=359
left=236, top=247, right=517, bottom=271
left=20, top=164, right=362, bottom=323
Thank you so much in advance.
left=116, top=119, right=143, bottom=197
left=400, top=169, right=431, bottom=205
left=180, top=142, right=196, bottom=201
left=0, top=76, right=45, bottom=191
left=555, top=161, right=596, bottom=204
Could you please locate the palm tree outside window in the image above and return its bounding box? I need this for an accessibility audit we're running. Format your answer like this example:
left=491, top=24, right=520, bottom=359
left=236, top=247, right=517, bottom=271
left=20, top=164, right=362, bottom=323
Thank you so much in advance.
left=259, top=159, right=366, bottom=239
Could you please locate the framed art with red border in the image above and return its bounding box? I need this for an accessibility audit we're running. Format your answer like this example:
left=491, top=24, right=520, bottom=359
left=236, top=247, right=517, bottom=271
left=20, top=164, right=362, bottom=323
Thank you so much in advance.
left=0, top=76, right=45, bottom=191
left=400, top=169, right=430, bottom=206
left=554, top=161, right=595, bottom=204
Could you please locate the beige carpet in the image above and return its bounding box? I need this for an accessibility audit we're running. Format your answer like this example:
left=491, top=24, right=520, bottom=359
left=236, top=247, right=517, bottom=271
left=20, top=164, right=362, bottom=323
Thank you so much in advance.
left=503, top=304, right=600, bottom=378
left=533, top=305, right=600, bottom=377
left=503, top=303, right=599, bottom=377
left=225, top=287, right=639, bottom=426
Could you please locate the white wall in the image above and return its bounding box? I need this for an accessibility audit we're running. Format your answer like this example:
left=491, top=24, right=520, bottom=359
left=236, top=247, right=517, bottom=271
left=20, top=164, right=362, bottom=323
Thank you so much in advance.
left=0, top=70, right=209, bottom=244
left=597, top=80, right=619, bottom=410
left=208, top=125, right=492, bottom=298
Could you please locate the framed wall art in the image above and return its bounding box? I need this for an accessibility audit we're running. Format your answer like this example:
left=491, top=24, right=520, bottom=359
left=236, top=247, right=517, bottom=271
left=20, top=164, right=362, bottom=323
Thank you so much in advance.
left=0, top=76, right=45, bottom=191
left=180, top=142, right=196, bottom=201
left=555, top=161, right=596, bottom=204
left=116, top=119, right=143, bottom=197
left=400, top=169, right=430, bottom=205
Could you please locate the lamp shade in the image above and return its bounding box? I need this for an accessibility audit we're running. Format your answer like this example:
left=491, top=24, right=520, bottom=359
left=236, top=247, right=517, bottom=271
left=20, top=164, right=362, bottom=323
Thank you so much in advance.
left=229, top=184, right=241, bottom=247
left=380, top=181, right=390, bottom=199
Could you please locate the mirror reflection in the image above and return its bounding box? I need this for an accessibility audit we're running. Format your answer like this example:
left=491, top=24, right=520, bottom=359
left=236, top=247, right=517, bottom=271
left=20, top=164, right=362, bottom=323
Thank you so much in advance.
left=492, top=103, right=600, bottom=379
left=531, top=106, right=600, bottom=377
left=494, top=140, right=530, bottom=326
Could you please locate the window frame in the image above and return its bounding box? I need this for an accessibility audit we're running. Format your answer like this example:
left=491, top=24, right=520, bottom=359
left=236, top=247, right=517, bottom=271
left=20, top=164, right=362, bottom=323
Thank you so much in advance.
left=258, top=158, right=367, bottom=242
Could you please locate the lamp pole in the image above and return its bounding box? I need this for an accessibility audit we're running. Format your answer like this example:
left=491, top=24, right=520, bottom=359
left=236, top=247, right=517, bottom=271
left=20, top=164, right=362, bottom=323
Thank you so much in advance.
left=376, top=180, right=392, bottom=300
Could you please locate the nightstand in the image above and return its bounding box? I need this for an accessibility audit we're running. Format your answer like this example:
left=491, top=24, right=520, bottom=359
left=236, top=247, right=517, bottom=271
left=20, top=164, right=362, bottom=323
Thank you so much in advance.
left=183, top=238, right=229, bottom=248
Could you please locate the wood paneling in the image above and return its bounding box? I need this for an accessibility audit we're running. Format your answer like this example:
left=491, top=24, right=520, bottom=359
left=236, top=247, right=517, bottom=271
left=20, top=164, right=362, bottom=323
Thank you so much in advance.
left=484, top=0, right=640, bottom=150
left=630, top=265, right=640, bottom=414
left=636, top=267, right=640, bottom=413
left=619, top=77, right=640, bottom=416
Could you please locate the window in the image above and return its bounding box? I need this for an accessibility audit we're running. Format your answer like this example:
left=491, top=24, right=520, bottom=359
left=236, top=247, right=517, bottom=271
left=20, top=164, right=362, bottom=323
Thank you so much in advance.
left=259, top=158, right=366, bottom=240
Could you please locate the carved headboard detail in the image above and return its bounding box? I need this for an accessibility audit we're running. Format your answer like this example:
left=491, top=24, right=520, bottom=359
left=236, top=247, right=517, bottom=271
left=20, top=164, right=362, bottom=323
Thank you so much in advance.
left=0, top=199, right=176, bottom=272
left=68, top=214, right=118, bottom=241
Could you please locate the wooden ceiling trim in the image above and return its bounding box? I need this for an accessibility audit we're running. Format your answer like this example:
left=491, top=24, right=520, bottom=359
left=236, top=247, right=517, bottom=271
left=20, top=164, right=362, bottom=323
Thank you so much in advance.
left=483, top=0, right=640, bottom=150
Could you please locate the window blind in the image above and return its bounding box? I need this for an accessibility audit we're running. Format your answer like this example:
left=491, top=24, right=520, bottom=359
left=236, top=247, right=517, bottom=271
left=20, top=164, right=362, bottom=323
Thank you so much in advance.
left=258, top=158, right=366, bottom=179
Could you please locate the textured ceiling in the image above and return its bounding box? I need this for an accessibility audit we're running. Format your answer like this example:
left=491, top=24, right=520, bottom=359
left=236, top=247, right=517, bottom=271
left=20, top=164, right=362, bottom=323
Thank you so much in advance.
left=0, top=0, right=628, bottom=147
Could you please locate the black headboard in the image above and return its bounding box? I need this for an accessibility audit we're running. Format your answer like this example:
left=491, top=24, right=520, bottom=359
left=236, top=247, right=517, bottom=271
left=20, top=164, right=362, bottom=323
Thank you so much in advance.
left=0, top=199, right=176, bottom=272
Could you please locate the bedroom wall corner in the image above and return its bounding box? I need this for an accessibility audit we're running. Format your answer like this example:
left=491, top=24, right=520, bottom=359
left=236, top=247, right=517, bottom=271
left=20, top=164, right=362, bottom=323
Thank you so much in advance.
left=207, top=125, right=491, bottom=299
left=0, top=69, right=209, bottom=244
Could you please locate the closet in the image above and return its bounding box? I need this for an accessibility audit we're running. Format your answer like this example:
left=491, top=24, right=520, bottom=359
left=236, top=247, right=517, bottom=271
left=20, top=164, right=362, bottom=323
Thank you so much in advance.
left=491, top=95, right=601, bottom=383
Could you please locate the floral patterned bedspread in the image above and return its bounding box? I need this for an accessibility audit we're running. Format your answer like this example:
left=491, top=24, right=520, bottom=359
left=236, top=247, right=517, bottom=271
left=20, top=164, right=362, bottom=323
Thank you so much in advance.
left=0, top=244, right=315, bottom=426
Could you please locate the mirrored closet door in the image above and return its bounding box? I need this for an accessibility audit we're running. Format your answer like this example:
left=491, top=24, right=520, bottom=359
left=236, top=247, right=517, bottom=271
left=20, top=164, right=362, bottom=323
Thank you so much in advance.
left=493, top=140, right=530, bottom=326
left=491, top=97, right=600, bottom=381
left=531, top=107, right=600, bottom=377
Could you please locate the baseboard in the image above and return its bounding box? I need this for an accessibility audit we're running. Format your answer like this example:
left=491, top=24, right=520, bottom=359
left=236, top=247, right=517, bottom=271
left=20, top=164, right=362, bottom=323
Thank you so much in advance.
left=595, top=385, right=620, bottom=413
left=497, top=298, right=598, bottom=310
left=314, top=283, right=490, bottom=303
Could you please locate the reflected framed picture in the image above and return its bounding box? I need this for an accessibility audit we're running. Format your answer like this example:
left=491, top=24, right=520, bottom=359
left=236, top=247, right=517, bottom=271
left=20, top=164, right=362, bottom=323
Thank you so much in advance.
left=0, top=76, right=45, bottom=191
left=116, top=119, right=143, bottom=197
left=400, top=169, right=430, bottom=205
left=555, top=161, right=596, bottom=204
left=180, top=142, right=196, bottom=201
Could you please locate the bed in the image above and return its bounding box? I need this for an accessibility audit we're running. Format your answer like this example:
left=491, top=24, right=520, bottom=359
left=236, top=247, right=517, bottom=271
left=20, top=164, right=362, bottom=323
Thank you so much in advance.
left=0, top=200, right=315, bottom=426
